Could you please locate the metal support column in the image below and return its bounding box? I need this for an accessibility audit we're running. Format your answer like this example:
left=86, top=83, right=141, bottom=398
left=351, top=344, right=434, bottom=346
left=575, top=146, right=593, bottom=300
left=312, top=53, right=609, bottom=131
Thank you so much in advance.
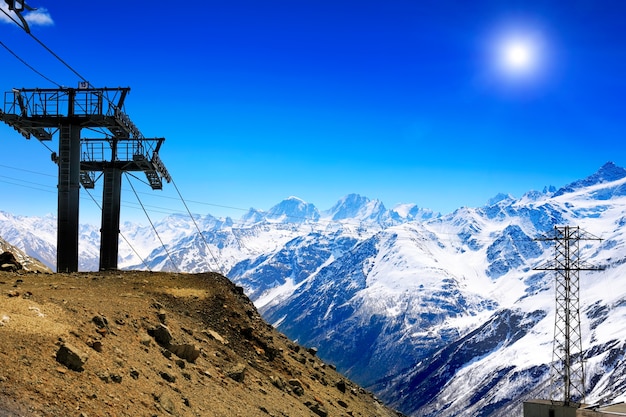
left=99, top=167, right=122, bottom=270
left=57, top=123, right=81, bottom=272
left=0, top=87, right=170, bottom=271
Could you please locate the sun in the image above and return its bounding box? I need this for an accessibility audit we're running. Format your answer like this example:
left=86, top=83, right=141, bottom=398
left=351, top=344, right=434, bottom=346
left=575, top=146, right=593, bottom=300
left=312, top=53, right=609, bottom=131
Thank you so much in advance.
left=499, top=37, right=537, bottom=74
left=503, top=40, right=534, bottom=69
left=495, top=34, right=543, bottom=77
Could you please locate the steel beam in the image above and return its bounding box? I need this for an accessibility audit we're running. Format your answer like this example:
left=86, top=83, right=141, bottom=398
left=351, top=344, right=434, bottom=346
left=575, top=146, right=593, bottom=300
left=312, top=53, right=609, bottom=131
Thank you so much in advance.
left=99, top=167, right=122, bottom=271
left=56, top=123, right=81, bottom=272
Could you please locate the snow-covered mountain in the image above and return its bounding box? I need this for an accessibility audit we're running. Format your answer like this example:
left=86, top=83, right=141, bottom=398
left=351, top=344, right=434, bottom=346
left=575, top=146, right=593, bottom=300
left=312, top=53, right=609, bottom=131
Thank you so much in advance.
left=3, top=162, right=626, bottom=416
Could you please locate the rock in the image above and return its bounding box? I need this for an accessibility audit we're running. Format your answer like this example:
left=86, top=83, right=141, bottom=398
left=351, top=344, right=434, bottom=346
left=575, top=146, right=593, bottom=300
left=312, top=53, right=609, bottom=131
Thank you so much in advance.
left=305, top=401, right=329, bottom=417
left=87, top=339, right=103, bottom=352
left=336, top=379, right=347, bottom=393
left=169, top=344, right=200, bottom=363
left=160, top=371, right=176, bottom=383
left=130, top=369, right=140, bottom=380
left=97, top=372, right=110, bottom=383
left=270, top=375, right=286, bottom=391
left=288, top=379, right=305, bottom=396
left=55, top=343, right=89, bottom=372
left=204, top=329, right=228, bottom=345
left=139, top=335, right=152, bottom=346
left=0, top=252, right=21, bottom=271
left=307, top=347, right=318, bottom=357
left=148, top=324, right=173, bottom=346
left=157, top=310, right=167, bottom=324
left=155, top=392, right=179, bottom=416
left=92, top=315, right=108, bottom=329
left=226, top=363, right=246, bottom=382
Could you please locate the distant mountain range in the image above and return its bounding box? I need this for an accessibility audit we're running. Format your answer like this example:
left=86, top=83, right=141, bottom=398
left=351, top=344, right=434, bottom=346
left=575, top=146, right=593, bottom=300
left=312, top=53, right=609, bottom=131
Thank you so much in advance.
left=2, top=162, right=626, bottom=416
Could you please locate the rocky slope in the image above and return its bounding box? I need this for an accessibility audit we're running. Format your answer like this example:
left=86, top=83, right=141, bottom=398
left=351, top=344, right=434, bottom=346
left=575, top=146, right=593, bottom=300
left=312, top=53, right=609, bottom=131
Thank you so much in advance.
left=0, top=270, right=403, bottom=417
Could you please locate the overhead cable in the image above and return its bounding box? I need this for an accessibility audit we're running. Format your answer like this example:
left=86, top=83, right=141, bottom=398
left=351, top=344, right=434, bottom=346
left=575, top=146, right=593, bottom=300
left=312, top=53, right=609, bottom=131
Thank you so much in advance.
left=125, top=173, right=180, bottom=273
left=0, top=39, right=60, bottom=86
left=171, top=177, right=224, bottom=274
left=83, top=186, right=152, bottom=271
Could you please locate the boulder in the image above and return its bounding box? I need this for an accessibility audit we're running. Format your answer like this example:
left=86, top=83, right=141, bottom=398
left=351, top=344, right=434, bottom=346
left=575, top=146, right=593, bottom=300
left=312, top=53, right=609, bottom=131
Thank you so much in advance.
left=226, top=363, right=246, bottom=382
left=0, top=252, right=21, bottom=272
left=56, top=343, right=89, bottom=372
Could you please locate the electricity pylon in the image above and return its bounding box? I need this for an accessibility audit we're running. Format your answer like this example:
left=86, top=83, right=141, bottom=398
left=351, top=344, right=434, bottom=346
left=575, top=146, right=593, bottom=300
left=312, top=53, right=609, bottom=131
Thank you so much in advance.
left=534, top=226, right=603, bottom=406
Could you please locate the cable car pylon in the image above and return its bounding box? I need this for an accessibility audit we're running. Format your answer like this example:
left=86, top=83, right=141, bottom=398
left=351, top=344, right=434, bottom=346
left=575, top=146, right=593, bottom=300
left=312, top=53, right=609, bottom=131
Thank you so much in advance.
left=0, top=85, right=170, bottom=272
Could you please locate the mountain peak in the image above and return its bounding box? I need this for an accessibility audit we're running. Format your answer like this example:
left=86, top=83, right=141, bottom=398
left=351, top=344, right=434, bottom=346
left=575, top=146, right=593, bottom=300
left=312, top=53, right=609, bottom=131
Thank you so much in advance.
left=324, top=194, right=387, bottom=222
left=554, top=162, right=626, bottom=197
left=266, top=197, right=320, bottom=223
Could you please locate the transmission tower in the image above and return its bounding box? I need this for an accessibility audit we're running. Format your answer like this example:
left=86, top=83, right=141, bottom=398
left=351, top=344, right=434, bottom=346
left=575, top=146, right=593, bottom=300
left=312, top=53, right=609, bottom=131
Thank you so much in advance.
left=0, top=86, right=170, bottom=272
left=534, top=226, right=603, bottom=406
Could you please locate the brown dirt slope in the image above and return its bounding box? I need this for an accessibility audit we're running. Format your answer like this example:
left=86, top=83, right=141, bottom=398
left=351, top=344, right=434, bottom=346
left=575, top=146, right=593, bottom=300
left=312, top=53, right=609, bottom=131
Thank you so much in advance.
left=0, top=270, right=404, bottom=417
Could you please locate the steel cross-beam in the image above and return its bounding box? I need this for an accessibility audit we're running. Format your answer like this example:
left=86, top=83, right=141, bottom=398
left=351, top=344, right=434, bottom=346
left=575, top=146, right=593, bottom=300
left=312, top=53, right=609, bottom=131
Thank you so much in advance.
left=0, top=86, right=171, bottom=272
left=534, top=226, right=604, bottom=406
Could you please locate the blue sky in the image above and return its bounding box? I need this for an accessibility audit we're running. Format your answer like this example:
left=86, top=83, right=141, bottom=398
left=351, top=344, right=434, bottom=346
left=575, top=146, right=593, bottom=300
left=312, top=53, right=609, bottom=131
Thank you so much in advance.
left=1, top=1, right=625, bottom=225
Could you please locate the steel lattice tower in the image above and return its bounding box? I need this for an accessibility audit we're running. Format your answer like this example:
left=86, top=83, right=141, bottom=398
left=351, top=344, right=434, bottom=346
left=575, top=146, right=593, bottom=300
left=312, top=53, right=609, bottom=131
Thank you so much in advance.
left=0, top=86, right=170, bottom=272
left=535, top=226, right=603, bottom=406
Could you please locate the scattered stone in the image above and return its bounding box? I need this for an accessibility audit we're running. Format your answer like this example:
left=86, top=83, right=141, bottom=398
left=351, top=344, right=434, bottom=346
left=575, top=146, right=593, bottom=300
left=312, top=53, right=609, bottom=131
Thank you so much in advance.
left=204, top=329, right=228, bottom=345
left=88, top=339, right=103, bottom=352
left=139, top=335, right=152, bottom=346
left=307, top=347, right=318, bottom=357
left=0, top=252, right=22, bottom=271
left=338, top=399, right=348, bottom=408
left=55, top=343, right=89, bottom=372
left=160, top=371, right=176, bottom=383
left=169, top=344, right=200, bottom=363
left=288, top=379, right=305, bottom=396
left=226, top=363, right=246, bottom=382
left=157, top=310, right=167, bottom=324
left=148, top=324, right=173, bottom=346
left=92, top=315, right=108, bottom=329
left=155, top=392, right=179, bottom=416
left=336, top=379, right=347, bottom=393
left=305, top=401, right=329, bottom=417
left=130, top=369, right=140, bottom=380
left=270, top=375, right=286, bottom=391
left=7, top=290, right=19, bottom=298
left=97, top=372, right=110, bottom=383
left=110, top=373, right=123, bottom=383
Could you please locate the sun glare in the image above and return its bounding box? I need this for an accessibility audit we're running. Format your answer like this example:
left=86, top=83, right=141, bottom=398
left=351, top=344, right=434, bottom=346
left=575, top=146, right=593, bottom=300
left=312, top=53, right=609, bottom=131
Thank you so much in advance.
left=498, top=35, right=540, bottom=77
left=502, top=39, right=534, bottom=70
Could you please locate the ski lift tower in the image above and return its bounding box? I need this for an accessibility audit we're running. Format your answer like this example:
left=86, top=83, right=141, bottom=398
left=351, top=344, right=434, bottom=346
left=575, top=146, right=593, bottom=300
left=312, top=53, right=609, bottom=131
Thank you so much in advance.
left=534, top=226, right=603, bottom=407
left=0, top=85, right=170, bottom=272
